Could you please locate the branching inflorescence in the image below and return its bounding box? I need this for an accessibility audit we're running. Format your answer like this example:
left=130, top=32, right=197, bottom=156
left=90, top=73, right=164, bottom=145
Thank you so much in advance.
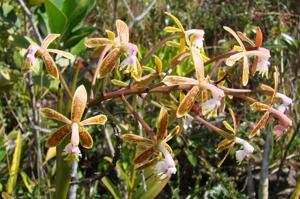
left=25, top=12, right=293, bottom=196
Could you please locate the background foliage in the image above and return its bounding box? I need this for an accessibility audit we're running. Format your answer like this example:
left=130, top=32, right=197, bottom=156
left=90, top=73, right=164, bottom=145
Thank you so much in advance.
left=0, top=0, right=299, bottom=198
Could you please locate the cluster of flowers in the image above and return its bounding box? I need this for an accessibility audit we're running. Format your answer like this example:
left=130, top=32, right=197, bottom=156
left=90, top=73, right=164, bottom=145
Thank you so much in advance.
left=25, top=13, right=293, bottom=181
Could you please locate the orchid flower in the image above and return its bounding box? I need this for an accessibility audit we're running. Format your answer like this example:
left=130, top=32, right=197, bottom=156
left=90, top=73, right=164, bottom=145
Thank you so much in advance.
left=25, top=34, right=75, bottom=78
left=224, top=26, right=271, bottom=85
left=154, top=143, right=177, bottom=179
left=250, top=70, right=292, bottom=140
left=162, top=47, right=224, bottom=118
left=122, top=107, right=179, bottom=174
left=165, top=12, right=205, bottom=51
left=216, top=108, right=254, bottom=166
left=85, top=20, right=142, bottom=80
left=42, top=85, right=107, bottom=160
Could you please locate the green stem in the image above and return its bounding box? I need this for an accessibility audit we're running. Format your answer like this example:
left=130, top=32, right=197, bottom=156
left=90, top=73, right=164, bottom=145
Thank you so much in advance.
left=65, top=65, right=80, bottom=114
left=55, top=86, right=72, bottom=199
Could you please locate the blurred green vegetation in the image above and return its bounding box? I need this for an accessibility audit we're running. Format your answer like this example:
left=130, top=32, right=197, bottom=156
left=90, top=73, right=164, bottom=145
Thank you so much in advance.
left=0, top=0, right=299, bottom=198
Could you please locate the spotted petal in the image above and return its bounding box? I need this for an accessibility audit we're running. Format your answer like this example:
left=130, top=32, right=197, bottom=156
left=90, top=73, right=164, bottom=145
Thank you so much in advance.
left=157, top=107, right=169, bottom=142
left=134, top=147, right=155, bottom=164
left=41, top=108, right=71, bottom=124
left=249, top=111, right=270, bottom=138
left=79, top=127, right=93, bottom=149
left=162, top=76, right=198, bottom=86
left=80, top=115, right=107, bottom=126
left=191, top=47, right=204, bottom=81
left=46, top=125, right=70, bottom=147
left=116, top=19, right=129, bottom=44
left=98, top=48, right=121, bottom=78
left=85, top=38, right=113, bottom=48
left=41, top=52, right=59, bottom=78
left=71, top=85, right=87, bottom=122
left=122, top=134, right=154, bottom=145
left=177, top=86, right=199, bottom=118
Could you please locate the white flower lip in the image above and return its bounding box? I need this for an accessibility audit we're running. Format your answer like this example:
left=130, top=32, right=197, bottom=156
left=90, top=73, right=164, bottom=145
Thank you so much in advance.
left=155, top=144, right=177, bottom=179
left=235, top=137, right=254, bottom=162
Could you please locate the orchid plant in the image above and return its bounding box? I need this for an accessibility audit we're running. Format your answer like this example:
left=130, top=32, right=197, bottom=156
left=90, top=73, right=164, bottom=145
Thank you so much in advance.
left=22, top=11, right=294, bottom=198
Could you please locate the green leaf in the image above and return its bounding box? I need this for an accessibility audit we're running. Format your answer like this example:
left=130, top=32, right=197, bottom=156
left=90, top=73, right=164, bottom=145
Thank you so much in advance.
left=6, top=130, right=22, bottom=195
left=101, top=177, right=122, bottom=199
left=44, top=0, right=67, bottom=34
left=62, top=0, right=95, bottom=37
left=281, top=33, right=298, bottom=49
left=71, top=38, right=86, bottom=56
left=63, top=27, right=95, bottom=48
left=133, top=170, right=169, bottom=199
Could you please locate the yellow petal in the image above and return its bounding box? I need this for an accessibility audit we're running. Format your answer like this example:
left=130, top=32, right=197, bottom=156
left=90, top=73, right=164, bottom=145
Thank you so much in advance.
left=116, top=19, right=129, bottom=44
left=41, top=108, right=71, bottom=124
left=165, top=12, right=185, bottom=32
left=228, top=108, right=237, bottom=133
left=134, top=147, right=155, bottom=164
left=41, top=34, right=60, bottom=49
left=122, top=134, right=154, bottom=146
left=133, top=73, right=157, bottom=88
left=163, top=26, right=181, bottom=33
left=98, top=48, right=121, bottom=78
left=164, top=125, right=180, bottom=142
left=250, top=102, right=269, bottom=111
left=260, top=84, right=274, bottom=92
left=111, top=79, right=129, bottom=87
left=153, top=55, right=162, bottom=75
left=41, top=52, right=59, bottom=78
left=105, top=30, right=115, bottom=41
left=85, top=38, right=113, bottom=48
left=223, top=26, right=245, bottom=50
left=71, top=85, right=87, bottom=122
left=177, top=86, right=199, bottom=118
left=222, top=121, right=234, bottom=133
left=79, top=127, right=93, bottom=149
left=249, top=112, right=270, bottom=138
left=80, top=114, right=107, bottom=126
left=131, top=60, right=142, bottom=81
left=216, top=139, right=235, bottom=152
left=217, top=149, right=231, bottom=168
left=162, top=76, right=198, bottom=86
left=46, top=125, right=70, bottom=147
left=156, top=107, right=169, bottom=142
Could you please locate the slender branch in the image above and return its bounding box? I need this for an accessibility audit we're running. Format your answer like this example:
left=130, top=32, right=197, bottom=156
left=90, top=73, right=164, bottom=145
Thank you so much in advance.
left=26, top=71, right=43, bottom=198
left=121, top=95, right=155, bottom=139
left=68, top=161, right=78, bottom=199
left=122, top=0, right=135, bottom=20
left=128, top=0, right=157, bottom=28
left=16, top=0, right=42, bottom=43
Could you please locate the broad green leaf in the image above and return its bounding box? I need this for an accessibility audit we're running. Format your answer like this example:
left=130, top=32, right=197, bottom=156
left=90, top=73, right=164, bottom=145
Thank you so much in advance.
left=6, top=130, right=22, bottom=195
left=44, top=0, right=67, bottom=34
left=133, top=170, right=169, bottom=199
left=101, top=177, right=122, bottom=199
left=64, top=27, right=95, bottom=48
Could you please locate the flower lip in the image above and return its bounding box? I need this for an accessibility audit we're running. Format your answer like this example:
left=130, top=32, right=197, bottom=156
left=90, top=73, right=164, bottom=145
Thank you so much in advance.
left=155, top=143, right=176, bottom=179
left=235, top=137, right=254, bottom=162
left=26, top=45, right=40, bottom=63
